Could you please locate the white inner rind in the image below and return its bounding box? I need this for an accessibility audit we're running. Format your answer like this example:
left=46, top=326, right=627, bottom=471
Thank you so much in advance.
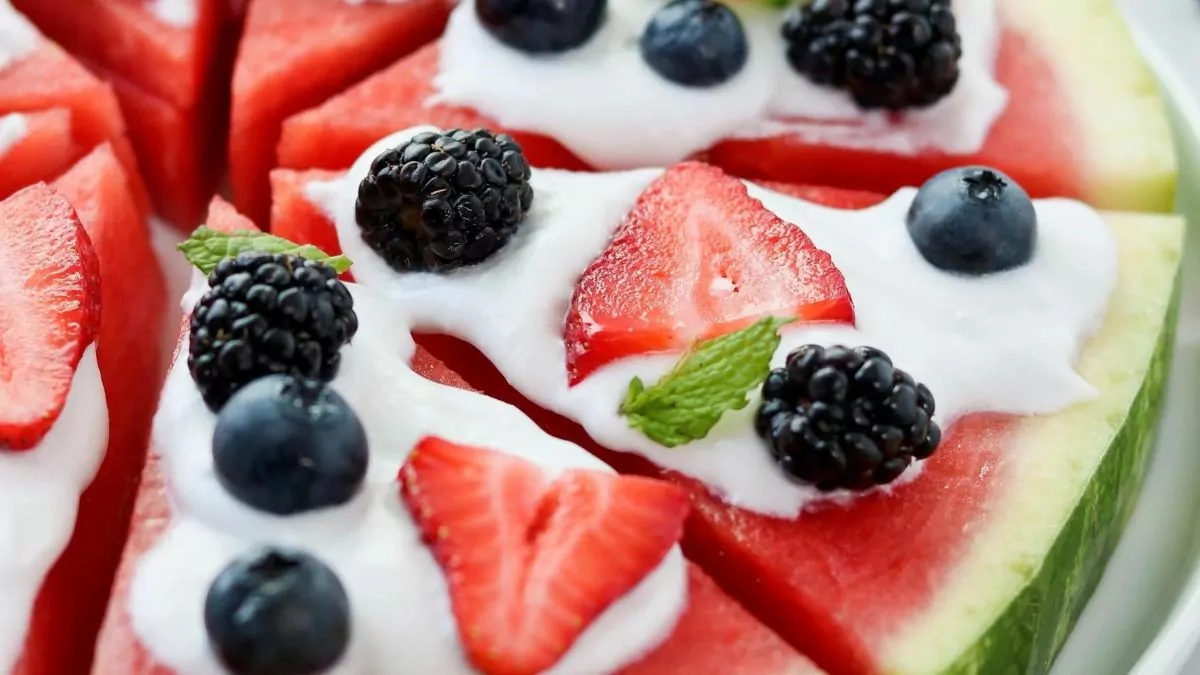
left=882, top=212, right=1183, bottom=673
left=0, top=346, right=108, bottom=673
left=309, top=127, right=1118, bottom=518
left=129, top=282, right=688, bottom=675
left=999, top=0, right=1176, bottom=211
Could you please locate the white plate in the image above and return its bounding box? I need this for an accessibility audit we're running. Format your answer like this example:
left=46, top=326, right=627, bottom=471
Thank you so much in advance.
left=1051, top=2, right=1200, bottom=674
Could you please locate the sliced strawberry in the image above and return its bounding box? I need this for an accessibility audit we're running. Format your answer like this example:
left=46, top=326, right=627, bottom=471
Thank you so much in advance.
left=565, top=162, right=855, bottom=384
left=0, top=183, right=101, bottom=450
left=399, top=437, right=689, bottom=675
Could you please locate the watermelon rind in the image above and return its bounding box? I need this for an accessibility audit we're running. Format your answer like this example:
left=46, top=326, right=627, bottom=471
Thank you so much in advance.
left=882, top=212, right=1184, bottom=675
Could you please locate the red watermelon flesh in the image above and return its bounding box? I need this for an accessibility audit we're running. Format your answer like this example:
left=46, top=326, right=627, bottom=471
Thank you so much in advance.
left=230, top=0, right=453, bottom=225
left=0, top=40, right=138, bottom=180
left=13, top=144, right=167, bottom=675
left=13, top=0, right=231, bottom=226
left=280, top=32, right=1085, bottom=206
left=279, top=44, right=587, bottom=175
left=11, top=0, right=223, bottom=109
left=102, top=66, right=220, bottom=227
left=91, top=196, right=819, bottom=675
left=0, top=109, right=78, bottom=202
left=270, top=168, right=345, bottom=260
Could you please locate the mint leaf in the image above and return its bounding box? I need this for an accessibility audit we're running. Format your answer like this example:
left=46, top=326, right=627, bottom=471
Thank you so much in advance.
left=178, top=226, right=352, bottom=275
left=619, top=316, right=794, bottom=447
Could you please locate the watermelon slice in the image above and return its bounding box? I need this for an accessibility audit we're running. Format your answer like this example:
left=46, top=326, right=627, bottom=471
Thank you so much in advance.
left=278, top=0, right=1174, bottom=213
left=282, top=164, right=1180, bottom=673
left=92, top=196, right=824, bottom=675
left=0, top=29, right=140, bottom=190
left=9, top=145, right=167, bottom=675
left=229, top=0, right=454, bottom=225
left=452, top=213, right=1182, bottom=675
left=13, top=0, right=229, bottom=226
left=0, top=109, right=77, bottom=202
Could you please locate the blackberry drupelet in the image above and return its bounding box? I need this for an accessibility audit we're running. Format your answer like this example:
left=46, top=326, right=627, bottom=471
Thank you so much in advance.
left=781, top=0, right=962, bottom=110
left=756, top=344, right=940, bottom=491
left=188, top=252, right=359, bottom=411
left=356, top=128, right=534, bottom=273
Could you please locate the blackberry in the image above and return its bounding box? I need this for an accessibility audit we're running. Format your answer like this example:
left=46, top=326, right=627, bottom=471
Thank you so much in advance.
left=355, top=128, right=534, bottom=273
left=188, top=252, right=359, bottom=411
left=781, top=0, right=962, bottom=110
left=755, top=345, right=940, bottom=491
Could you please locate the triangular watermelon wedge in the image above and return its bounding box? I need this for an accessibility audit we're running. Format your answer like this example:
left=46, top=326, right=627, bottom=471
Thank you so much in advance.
left=8, top=144, right=166, bottom=675
left=11, top=0, right=224, bottom=109
left=91, top=196, right=825, bottom=675
left=13, top=0, right=230, bottom=226
left=229, top=0, right=453, bottom=225
left=278, top=166, right=1180, bottom=674
left=280, top=0, right=1174, bottom=213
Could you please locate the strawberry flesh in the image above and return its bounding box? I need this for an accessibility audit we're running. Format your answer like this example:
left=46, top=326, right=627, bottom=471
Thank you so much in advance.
left=399, top=437, right=689, bottom=675
left=0, top=183, right=102, bottom=450
left=565, top=162, right=855, bottom=384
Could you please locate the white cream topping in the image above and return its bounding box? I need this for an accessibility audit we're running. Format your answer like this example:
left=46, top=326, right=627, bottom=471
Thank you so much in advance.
left=0, top=347, right=108, bottom=673
left=147, top=0, right=197, bottom=28
left=0, top=112, right=27, bottom=160
left=434, top=0, right=1008, bottom=168
left=129, top=281, right=687, bottom=674
left=0, top=1, right=39, bottom=73
left=307, top=127, right=1118, bottom=517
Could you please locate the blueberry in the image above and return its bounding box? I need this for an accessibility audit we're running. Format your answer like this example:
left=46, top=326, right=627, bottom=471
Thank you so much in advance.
left=213, top=375, right=368, bottom=515
left=640, top=0, right=748, bottom=87
left=905, top=166, right=1037, bottom=275
left=205, top=548, right=350, bottom=675
left=476, top=0, right=606, bottom=53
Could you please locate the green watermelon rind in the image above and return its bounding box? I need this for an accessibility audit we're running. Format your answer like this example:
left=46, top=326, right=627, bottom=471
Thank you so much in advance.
left=940, top=273, right=1180, bottom=675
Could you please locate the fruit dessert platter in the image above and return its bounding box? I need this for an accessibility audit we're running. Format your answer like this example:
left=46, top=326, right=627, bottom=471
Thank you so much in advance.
left=256, top=125, right=1181, bottom=675
left=93, top=198, right=827, bottom=675
left=0, top=143, right=167, bottom=675
left=275, top=0, right=1176, bottom=215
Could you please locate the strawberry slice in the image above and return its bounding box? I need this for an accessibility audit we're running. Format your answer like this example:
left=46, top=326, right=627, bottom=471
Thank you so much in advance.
left=565, top=162, right=855, bottom=384
left=0, top=184, right=101, bottom=450
left=399, top=437, right=689, bottom=675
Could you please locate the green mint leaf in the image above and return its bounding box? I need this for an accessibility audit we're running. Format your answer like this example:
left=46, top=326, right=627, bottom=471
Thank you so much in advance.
left=619, top=316, right=795, bottom=448
left=177, top=226, right=352, bottom=275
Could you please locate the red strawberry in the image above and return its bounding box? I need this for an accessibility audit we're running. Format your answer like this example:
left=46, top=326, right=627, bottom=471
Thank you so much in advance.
left=0, top=183, right=102, bottom=450
left=399, top=437, right=689, bottom=675
left=565, top=162, right=855, bottom=384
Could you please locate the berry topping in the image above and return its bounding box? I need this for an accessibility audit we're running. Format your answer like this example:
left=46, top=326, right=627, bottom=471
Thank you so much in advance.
left=205, top=547, right=350, bottom=675
left=565, top=162, right=854, bottom=385
left=213, top=375, right=368, bottom=515
left=399, top=437, right=689, bottom=675
left=906, top=166, right=1038, bottom=275
left=356, top=128, right=534, bottom=274
left=0, top=184, right=101, bottom=451
left=782, top=0, right=962, bottom=109
left=756, top=344, right=941, bottom=491
left=476, top=0, right=606, bottom=53
left=640, top=0, right=748, bottom=88
left=188, top=252, right=359, bottom=411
